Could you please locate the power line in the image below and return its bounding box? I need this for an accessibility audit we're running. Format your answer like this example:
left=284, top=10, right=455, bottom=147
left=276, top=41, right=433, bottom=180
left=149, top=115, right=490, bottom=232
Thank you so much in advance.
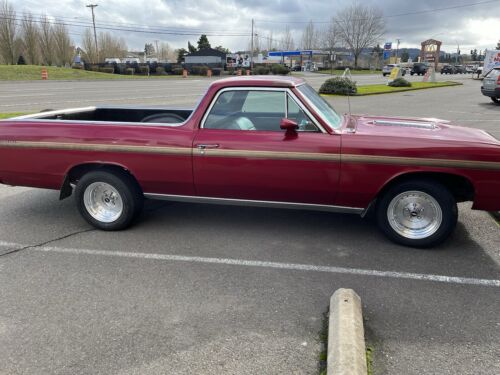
left=0, top=14, right=251, bottom=37
left=254, top=0, right=498, bottom=24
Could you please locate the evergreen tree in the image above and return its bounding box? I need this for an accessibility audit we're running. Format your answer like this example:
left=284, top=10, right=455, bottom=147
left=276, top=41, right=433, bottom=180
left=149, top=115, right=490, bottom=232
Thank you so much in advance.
left=17, top=55, right=26, bottom=65
left=187, top=41, right=196, bottom=53
left=177, top=48, right=187, bottom=63
left=197, top=34, right=211, bottom=50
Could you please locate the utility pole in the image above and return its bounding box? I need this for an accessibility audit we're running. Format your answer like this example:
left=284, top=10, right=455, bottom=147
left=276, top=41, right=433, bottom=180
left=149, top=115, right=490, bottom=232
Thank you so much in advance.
left=396, top=38, right=401, bottom=60
left=250, top=19, right=254, bottom=70
left=456, top=43, right=460, bottom=64
left=86, top=4, right=99, bottom=63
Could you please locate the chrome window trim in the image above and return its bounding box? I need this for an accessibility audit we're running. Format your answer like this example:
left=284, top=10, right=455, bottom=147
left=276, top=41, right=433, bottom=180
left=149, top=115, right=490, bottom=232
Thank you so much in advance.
left=200, top=86, right=326, bottom=133
left=144, top=193, right=363, bottom=214
left=296, top=84, right=343, bottom=130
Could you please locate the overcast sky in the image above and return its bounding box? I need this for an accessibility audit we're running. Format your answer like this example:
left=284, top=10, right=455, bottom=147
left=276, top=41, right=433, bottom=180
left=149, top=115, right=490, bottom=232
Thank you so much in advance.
left=11, top=0, right=500, bottom=54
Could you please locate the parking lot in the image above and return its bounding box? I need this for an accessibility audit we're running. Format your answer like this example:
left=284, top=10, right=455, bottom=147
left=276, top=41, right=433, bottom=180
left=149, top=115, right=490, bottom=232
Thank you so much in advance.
left=0, top=73, right=499, bottom=374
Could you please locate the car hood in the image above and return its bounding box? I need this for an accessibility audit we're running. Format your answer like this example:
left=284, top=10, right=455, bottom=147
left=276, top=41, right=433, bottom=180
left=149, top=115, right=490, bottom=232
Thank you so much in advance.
left=348, top=114, right=499, bottom=146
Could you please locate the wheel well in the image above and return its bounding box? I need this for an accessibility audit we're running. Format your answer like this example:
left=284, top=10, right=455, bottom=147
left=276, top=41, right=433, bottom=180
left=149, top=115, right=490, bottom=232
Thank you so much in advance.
left=59, top=163, right=142, bottom=200
left=378, top=172, right=475, bottom=203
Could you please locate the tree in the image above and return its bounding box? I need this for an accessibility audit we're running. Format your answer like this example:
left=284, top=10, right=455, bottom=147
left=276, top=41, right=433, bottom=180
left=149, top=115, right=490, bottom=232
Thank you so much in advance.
left=266, top=31, right=274, bottom=52
left=144, top=43, right=155, bottom=57
left=401, top=49, right=409, bottom=62
left=158, top=41, right=172, bottom=61
left=82, top=28, right=96, bottom=63
left=335, top=3, right=385, bottom=68
left=17, top=54, right=25, bottom=64
left=21, top=12, right=39, bottom=65
left=197, top=34, right=211, bottom=50
left=39, top=15, right=55, bottom=65
left=496, top=40, right=500, bottom=50
left=215, top=45, right=230, bottom=54
left=176, top=47, right=187, bottom=63
left=99, top=32, right=127, bottom=59
left=301, top=20, right=317, bottom=50
left=321, top=17, right=337, bottom=55
left=280, top=25, right=294, bottom=51
left=53, top=22, right=73, bottom=66
left=187, top=41, right=196, bottom=53
left=0, top=0, right=17, bottom=64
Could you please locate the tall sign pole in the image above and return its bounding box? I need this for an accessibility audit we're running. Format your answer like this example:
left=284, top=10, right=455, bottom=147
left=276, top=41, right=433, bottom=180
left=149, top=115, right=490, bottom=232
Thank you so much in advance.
left=250, top=19, right=254, bottom=70
left=86, top=4, right=99, bottom=63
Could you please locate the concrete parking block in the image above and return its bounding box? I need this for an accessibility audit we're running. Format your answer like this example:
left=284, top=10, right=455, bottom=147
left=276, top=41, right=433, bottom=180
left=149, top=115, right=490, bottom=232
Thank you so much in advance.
left=328, top=288, right=367, bottom=375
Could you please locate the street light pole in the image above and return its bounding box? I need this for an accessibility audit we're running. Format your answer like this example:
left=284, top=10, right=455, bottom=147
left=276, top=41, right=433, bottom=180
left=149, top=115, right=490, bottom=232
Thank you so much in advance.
left=250, top=19, right=254, bottom=70
left=86, top=4, right=99, bottom=63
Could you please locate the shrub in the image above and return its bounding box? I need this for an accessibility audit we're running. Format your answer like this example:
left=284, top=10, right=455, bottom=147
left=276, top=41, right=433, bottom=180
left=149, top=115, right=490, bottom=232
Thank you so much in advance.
left=172, top=67, right=184, bottom=75
left=198, top=66, right=208, bottom=76
left=211, top=68, right=222, bottom=76
left=139, top=66, right=150, bottom=75
left=156, top=66, right=165, bottom=75
left=99, top=67, right=115, bottom=74
left=124, top=68, right=134, bottom=75
left=254, top=66, right=270, bottom=75
left=271, top=64, right=289, bottom=75
left=319, top=77, right=357, bottom=95
left=90, top=65, right=100, bottom=72
left=388, top=78, right=412, bottom=87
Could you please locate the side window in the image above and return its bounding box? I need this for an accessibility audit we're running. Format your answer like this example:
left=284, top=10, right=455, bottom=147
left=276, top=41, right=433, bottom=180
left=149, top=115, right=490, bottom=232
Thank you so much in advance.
left=287, top=95, right=319, bottom=132
left=204, top=90, right=286, bottom=131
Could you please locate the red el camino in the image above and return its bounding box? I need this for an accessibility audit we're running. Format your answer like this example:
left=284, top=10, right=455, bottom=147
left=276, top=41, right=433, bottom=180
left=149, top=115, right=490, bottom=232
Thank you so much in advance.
left=0, top=76, right=499, bottom=247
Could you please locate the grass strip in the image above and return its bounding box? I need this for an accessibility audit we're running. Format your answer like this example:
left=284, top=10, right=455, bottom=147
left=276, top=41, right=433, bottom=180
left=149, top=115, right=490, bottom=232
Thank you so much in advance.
left=322, top=81, right=462, bottom=96
left=0, top=112, right=28, bottom=119
left=0, top=65, right=194, bottom=81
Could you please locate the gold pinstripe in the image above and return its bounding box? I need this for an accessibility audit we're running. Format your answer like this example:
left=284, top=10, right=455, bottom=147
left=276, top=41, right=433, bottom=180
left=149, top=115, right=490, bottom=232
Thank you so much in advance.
left=0, top=140, right=498, bottom=170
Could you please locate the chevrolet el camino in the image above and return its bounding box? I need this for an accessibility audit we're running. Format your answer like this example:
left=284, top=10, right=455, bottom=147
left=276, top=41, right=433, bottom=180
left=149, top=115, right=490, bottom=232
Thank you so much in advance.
left=0, top=76, right=499, bottom=247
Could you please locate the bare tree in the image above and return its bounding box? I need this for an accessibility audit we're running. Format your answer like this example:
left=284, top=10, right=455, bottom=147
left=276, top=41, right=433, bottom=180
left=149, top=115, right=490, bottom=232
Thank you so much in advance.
left=21, top=12, right=39, bottom=64
left=158, top=41, right=171, bottom=61
left=280, top=25, right=294, bottom=51
left=52, top=22, right=73, bottom=66
left=335, top=3, right=385, bottom=68
left=39, top=15, right=54, bottom=65
left=321, top=17, right=337, bottom=52
left=301, top=20, right=317, bottom=50
left=266, top=30, right=274, bottom=52
left=82, top=28, right=96, bottom=63
left=0, top=0, right=17, bottom=64
left=98, top=32, right=127, bottom=59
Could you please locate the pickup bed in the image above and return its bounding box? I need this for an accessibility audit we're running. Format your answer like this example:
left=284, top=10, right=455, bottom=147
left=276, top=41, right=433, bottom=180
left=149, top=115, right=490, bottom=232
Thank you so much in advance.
left=1, top=76, right=499, bottom=248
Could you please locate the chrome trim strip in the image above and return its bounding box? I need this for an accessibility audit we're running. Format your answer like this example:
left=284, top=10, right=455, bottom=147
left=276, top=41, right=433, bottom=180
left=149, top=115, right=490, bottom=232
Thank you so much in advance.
left=0, top=140, right=192, bottom=155
left=342, top=154, right=500, bottom=171
left=144, top=193, right=364, bottom=214
left=372, top=120, right=437, bottom=129
left=198, top=148, right=341, bottom=161
left=199, top=86, right=327, bottom=133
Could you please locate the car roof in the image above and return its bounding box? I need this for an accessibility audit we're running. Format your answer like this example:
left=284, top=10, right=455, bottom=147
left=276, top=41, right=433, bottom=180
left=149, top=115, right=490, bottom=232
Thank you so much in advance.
left=210, top=75, right=305, bottom=89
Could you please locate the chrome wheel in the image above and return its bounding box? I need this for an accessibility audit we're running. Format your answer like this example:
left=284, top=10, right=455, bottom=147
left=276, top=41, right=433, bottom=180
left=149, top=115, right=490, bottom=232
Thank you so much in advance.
left=83, top=182, right=123, bottom=223
left=387, top=190, right=442, bottom=240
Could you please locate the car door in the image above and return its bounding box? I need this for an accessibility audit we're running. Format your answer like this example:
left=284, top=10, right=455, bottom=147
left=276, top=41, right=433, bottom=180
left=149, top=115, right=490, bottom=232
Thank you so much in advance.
left=192, top=87, right=341, bottom=205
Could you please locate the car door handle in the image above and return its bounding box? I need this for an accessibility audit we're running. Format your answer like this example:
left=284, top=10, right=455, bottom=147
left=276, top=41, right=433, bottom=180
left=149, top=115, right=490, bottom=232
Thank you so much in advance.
left=197, top=144, right=219, bottom=149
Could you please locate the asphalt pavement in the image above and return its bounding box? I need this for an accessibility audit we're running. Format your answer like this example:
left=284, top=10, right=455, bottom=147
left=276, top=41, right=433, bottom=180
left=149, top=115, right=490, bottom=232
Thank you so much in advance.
left=0, top=73, right=499, bottom=375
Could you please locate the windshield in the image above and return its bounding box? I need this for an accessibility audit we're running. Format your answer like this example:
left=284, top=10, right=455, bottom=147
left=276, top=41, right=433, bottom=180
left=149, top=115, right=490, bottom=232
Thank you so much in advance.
left=297, top=84, right=342, bottom=130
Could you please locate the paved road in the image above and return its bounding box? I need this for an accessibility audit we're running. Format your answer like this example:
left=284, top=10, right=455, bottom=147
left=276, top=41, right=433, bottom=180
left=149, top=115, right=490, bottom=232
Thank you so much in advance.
left=0, top=74, right=499, bottom=375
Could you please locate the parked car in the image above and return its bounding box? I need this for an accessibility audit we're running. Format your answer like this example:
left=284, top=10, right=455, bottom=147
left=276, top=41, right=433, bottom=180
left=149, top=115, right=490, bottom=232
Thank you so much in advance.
left=480, top=67, right=500, bottom=103
left=454, top=65, right=466, bottom=74
left=1, top=77, right=499, bottom=248
left=465, top=65, right=475, bottom=73
left=441, top=65, right=456, bottom=74
left=410, top=63, right=429, bottom=76
left=382, top=64, right=406, bottom=76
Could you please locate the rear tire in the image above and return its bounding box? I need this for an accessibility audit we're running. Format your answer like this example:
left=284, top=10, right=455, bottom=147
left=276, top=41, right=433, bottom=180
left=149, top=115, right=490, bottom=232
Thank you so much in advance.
left=74, top=170, right=143, bottom=230
left=376, top=180, right=457, bottom=248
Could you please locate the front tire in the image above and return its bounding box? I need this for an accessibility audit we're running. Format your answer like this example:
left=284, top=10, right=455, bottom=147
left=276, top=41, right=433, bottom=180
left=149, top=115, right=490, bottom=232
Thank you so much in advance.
left=74, top=170, right=143, bottom=230
left=491, top=97, right=499, bottom=104
left=376, top=180, right=457, bottom=248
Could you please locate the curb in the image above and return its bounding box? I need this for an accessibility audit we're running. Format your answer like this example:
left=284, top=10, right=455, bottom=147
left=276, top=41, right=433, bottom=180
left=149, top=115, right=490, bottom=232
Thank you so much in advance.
left=328, top=288, right=367, bottom=375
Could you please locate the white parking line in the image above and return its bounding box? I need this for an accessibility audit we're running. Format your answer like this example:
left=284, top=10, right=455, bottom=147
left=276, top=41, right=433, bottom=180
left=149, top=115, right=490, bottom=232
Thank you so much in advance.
left=0, top=240, right=496, bottom=287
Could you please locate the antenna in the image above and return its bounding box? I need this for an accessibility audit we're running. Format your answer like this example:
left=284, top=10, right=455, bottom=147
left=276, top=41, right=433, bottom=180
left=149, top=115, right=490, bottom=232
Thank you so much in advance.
left=342, top=67, right=353, bottom=117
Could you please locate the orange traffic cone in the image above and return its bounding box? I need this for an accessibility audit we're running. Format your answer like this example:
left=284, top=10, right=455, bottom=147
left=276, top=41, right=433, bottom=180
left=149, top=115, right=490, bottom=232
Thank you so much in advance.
left=41, top=67, right=48, bottom=80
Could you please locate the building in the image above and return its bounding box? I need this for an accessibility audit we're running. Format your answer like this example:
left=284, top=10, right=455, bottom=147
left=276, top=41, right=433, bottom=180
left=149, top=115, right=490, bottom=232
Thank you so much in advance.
left=184, top=48, right=227, bottom=67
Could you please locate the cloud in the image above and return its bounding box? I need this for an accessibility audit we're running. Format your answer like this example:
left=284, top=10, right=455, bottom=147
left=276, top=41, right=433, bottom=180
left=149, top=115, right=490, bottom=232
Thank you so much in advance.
left=9, top=0, right=500, bottom=52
